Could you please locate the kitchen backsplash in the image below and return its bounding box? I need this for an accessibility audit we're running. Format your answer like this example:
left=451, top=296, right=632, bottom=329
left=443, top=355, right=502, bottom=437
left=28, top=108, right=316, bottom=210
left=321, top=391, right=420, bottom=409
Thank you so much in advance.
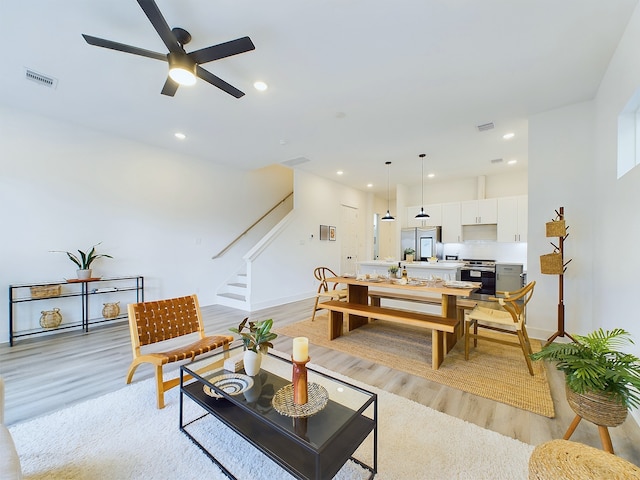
left=441, top=242, right=528, bottom=270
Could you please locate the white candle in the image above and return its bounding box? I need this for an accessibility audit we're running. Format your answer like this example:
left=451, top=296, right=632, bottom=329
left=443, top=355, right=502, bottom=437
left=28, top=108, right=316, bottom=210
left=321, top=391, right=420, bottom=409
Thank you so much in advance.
left=292, top=337, right=309, bottom=362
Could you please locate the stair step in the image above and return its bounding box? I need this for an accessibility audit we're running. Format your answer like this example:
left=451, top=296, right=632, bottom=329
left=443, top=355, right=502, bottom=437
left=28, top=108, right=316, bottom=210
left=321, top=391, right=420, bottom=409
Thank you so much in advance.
left=228, top=282, right=247, bottom=288
left=218, top=292, right=246, bottom=301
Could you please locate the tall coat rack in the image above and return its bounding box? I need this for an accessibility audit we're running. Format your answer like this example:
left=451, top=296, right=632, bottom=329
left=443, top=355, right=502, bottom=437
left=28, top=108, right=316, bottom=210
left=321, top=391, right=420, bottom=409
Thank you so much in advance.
left=540, top=206, right=574, bottom=346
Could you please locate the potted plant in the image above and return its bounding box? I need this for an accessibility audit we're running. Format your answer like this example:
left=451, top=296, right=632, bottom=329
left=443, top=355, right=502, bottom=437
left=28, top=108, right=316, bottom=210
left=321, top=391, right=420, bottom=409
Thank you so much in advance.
left=52, top=242, right=112, bottom=279
left=531, top=328, right=640, bottom=428
left=404, top=248, right=415, bottom=262
left=388, top=265, right=399, bottom=278
left=229, top=318, right=277, bottom=376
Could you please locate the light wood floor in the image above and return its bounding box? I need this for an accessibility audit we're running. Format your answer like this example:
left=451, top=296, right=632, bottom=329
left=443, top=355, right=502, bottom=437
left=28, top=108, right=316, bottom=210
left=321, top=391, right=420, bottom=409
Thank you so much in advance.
left=2, top=298, right=639, bottom=466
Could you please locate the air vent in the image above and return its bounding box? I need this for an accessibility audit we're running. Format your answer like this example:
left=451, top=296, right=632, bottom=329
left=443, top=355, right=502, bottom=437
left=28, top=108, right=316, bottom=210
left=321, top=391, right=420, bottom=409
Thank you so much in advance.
left=25, top=69, right=58, bottom=89
left=490, top=158, right=504, bottom=164
left=281, top=157, right=310, bottom=167
left=477, top=122, right=494, bottom=132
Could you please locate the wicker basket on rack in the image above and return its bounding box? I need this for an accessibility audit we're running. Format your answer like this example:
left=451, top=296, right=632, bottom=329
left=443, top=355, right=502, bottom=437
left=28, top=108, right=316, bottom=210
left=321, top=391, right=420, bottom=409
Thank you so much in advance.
left=39, top=308, right=63, bottom=328
left=545, top=219, right=566, bottom=237
left=30, top=285, right=61, bottom=299
left=540, top=253, right=563, bottom=275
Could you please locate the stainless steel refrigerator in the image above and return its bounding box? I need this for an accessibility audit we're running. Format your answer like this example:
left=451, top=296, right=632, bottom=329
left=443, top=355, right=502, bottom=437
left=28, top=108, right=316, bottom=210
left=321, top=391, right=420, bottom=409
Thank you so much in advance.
left=401, top=227, right=442, bottom=260
left=495, top=263, right=524, bottom=292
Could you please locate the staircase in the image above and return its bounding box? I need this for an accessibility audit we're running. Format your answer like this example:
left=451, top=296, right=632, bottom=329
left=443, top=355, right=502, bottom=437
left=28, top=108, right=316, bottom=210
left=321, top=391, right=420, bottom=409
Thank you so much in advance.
left=215, top=269, right=250, bottom=310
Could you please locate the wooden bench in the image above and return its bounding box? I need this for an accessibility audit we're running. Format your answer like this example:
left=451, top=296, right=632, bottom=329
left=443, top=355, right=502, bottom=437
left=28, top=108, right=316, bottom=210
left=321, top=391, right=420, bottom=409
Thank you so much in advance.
left=368, top=289, right=477, bottom=323
left=320, top=300, right=459, bottom=370
left=126, top=294, right=234, bottom=408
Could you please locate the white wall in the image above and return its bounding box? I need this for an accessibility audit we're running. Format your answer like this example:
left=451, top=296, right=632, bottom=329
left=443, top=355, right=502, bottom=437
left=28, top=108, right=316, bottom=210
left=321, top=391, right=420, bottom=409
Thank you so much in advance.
left=526, top=3, right=640, bottom=351
left=0, top=107, right=292, bottom=342
left=593, top=5, right=640, bottom=344
left=247, top=170, right=370, bottom=309
left=527, top=101, right=596, bottom=339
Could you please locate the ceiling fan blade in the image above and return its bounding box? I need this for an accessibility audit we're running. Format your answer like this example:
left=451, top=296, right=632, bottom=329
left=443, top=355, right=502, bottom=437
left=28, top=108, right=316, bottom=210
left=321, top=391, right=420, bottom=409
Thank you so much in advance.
left=196, top=66, right=245, bottom=98
left=189, top=37, right=256, bottom=65
left=161, top=77, right=179, bottom=96
left=136, top=0, right=182, bottom=53
left=82, top=34, right=166, bottom=61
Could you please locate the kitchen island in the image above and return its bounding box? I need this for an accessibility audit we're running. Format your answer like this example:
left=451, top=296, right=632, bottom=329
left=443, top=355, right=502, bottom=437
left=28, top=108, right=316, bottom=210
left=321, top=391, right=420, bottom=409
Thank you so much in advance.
left=358, top=260, right=463, bottom=281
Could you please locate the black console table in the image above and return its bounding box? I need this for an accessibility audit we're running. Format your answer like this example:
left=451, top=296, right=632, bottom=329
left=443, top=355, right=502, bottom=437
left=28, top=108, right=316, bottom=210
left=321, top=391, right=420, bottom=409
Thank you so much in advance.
left=8, top=276, right=144, bottom=346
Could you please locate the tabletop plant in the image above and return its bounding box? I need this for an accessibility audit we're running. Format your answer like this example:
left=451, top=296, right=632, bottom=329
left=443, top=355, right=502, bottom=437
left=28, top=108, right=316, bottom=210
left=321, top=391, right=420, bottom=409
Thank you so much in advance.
left=530, top=328, right=640, bottom=409
left=229, top=318, right=277, bottom=354
left=52, top=242, right=112, bottom=270
left=388, top=265, right=399, bottom=276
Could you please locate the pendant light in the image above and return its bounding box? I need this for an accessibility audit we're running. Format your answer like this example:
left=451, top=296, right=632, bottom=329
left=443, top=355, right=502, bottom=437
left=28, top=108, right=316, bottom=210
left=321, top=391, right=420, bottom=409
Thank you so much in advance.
left=415, top=153, right=430, bottom=219
left=381, top=161, right=395, bottom=222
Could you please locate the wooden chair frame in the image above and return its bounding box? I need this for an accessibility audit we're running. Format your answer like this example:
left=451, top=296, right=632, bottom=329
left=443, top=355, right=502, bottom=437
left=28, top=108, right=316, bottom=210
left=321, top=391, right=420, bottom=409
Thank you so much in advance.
left=464, top=281, right=536, bottom=375
left=126, top=294, right=234, bottom=408
left=312, top=267, right=347, bottom=321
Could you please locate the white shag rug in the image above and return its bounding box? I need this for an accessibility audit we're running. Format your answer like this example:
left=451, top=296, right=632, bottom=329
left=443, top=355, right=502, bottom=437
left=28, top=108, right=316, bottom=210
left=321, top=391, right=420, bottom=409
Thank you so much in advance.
left=10, top=364, right=534, bottom=479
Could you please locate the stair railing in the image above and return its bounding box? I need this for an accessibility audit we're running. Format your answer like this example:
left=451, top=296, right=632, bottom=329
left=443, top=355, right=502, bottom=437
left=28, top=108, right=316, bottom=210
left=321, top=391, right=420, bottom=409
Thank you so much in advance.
left=211, top=192, right=293, bottom=259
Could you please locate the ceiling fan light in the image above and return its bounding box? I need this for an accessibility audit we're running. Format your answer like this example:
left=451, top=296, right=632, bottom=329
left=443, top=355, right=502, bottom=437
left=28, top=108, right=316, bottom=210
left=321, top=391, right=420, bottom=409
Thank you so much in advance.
left=168, top=52, right=196, bottom=86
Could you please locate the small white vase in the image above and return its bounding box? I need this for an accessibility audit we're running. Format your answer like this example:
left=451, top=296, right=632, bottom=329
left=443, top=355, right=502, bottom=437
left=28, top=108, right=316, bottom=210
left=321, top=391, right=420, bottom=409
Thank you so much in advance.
left=243, top=350, right=262, bottom=376
left=76, top=269, right=92, bottom=280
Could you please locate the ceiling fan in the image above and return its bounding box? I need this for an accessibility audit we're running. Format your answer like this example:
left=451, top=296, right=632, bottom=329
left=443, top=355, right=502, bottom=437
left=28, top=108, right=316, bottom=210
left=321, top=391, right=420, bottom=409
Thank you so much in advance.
left=82, top=0, right=255, bottom=98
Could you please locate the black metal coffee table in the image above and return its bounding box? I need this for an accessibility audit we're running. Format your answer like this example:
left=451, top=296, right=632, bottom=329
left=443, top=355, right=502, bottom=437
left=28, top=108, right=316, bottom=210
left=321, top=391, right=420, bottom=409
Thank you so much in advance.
left=180, top=346, right=377, bottom=479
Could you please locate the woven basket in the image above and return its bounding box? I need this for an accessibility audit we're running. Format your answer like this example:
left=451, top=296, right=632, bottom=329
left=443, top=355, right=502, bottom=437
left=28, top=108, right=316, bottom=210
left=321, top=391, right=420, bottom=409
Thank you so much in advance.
left=540, top=253, right=563, bottom=275
left=102, top=302, right=120, bottom=319
left=565, top=384, right=628, bottom=427
left=30, top=285, right=61, bottom=299
left=39, top=308, right=63, bottom=328
left=545, top=219, right=566, bottom=237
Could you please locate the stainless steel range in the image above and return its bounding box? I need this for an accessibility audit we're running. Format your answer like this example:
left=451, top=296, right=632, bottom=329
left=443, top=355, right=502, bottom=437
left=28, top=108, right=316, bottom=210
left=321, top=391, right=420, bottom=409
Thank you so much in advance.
left=459, top=259, right=496, bottom=299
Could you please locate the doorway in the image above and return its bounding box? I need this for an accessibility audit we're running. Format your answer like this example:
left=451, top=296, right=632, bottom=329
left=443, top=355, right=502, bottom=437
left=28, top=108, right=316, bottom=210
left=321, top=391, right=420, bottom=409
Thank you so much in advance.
left=340, top=205, right=359, bottom=274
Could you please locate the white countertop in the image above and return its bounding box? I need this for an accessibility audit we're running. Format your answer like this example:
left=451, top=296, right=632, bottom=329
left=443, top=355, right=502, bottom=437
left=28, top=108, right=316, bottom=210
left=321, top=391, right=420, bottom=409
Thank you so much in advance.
left=359, top=260, right=464, bottom=270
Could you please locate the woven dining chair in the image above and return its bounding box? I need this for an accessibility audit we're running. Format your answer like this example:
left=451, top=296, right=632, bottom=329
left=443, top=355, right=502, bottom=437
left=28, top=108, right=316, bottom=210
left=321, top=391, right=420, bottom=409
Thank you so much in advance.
left=311, top=267, right=347, bottom=321
left=464, top=281, right=536, bottom=375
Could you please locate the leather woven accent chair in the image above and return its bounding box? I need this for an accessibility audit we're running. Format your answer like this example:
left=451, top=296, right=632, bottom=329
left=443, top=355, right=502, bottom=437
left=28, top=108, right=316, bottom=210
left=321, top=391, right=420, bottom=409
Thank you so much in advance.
left=126, top=294, right=234, bottom=408
left=464, top=281, right=536, bottom=375
left=311, top=267, right=347, bottom=321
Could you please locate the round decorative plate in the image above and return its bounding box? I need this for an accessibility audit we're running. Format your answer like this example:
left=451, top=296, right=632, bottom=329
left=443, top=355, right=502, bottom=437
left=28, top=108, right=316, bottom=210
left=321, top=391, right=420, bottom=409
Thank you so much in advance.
left=203, top=373, right=254, bottom=398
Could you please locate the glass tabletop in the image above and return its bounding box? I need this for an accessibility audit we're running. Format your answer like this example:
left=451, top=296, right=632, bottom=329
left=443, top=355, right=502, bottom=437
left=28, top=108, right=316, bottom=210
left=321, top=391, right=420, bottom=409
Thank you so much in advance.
left=181, top=345, right=376, bottom=451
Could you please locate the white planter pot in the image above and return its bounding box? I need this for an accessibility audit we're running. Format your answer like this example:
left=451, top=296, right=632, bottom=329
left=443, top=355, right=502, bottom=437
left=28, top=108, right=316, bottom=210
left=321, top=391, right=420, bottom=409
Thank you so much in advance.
left=243, top=350, right=262, bottom=376
left=76, top=269, right=92, bottom=279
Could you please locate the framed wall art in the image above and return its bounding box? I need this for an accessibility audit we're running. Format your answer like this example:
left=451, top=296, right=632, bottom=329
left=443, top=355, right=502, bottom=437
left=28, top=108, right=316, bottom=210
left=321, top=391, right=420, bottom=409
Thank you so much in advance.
left=319, top=225, right=330, bottom=240
left=329, top=226, right=336, bottom=241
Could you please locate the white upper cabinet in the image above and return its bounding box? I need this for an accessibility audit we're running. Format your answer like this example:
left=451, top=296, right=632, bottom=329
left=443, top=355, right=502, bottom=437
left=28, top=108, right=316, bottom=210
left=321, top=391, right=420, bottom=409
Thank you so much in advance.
left=441, top=202, right=462, bottom=243
left=406, top=204, right=442, bottom=227
left=497, top=195, right=528, bottom=242
left=461, top=198, right=498, bottom=225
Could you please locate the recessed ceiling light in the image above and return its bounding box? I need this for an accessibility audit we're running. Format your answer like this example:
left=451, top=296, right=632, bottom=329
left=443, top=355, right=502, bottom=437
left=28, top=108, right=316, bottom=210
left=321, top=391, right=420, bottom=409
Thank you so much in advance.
left=427, top=173, right=435, bottom=178
left=507, top=159, right=518, bottom=165
left=366, top=183, right=373, bottom=188
left=503, top=132, right=515, bottom=140
left=253, top=81, right=268, bottom=91
left=336, top=171, right=343, bottom=175
left=174, top=132, right=186, bottom=140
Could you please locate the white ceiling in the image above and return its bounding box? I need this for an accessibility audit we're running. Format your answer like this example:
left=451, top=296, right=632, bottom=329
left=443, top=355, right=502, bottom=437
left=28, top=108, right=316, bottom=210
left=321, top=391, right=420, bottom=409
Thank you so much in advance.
left=1, top=1, right=636, bottom=195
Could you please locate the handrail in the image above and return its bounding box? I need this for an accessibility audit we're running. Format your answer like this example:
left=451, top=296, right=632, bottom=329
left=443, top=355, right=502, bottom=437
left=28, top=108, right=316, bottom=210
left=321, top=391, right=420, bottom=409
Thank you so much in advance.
left=212, top=192, right=293, bottom=259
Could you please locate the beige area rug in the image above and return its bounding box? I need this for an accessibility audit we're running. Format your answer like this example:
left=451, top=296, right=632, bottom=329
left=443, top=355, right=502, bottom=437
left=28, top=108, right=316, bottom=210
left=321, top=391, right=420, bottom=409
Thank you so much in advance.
left=275, top=314, right=555, bottom=418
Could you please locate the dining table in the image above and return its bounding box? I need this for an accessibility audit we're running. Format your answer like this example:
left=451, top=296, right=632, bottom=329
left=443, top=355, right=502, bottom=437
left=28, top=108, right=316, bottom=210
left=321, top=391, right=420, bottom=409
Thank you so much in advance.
left=324, top=275, right=480, bottom=366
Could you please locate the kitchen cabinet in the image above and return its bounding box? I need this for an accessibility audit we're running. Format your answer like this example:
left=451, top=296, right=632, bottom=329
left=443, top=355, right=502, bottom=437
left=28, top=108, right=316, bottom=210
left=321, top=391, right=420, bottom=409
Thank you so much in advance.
left=497, top=195, right=528, bottom=242
left=441, top=202, right=462, bottom=243
left=461, top=199, right=497, bottom=225
left=406, top=203, right=442, bottom=227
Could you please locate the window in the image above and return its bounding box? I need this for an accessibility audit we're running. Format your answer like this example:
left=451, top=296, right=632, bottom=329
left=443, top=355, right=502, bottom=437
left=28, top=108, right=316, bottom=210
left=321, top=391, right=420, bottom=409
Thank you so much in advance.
left=617, top=88, right=640, bottom=178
